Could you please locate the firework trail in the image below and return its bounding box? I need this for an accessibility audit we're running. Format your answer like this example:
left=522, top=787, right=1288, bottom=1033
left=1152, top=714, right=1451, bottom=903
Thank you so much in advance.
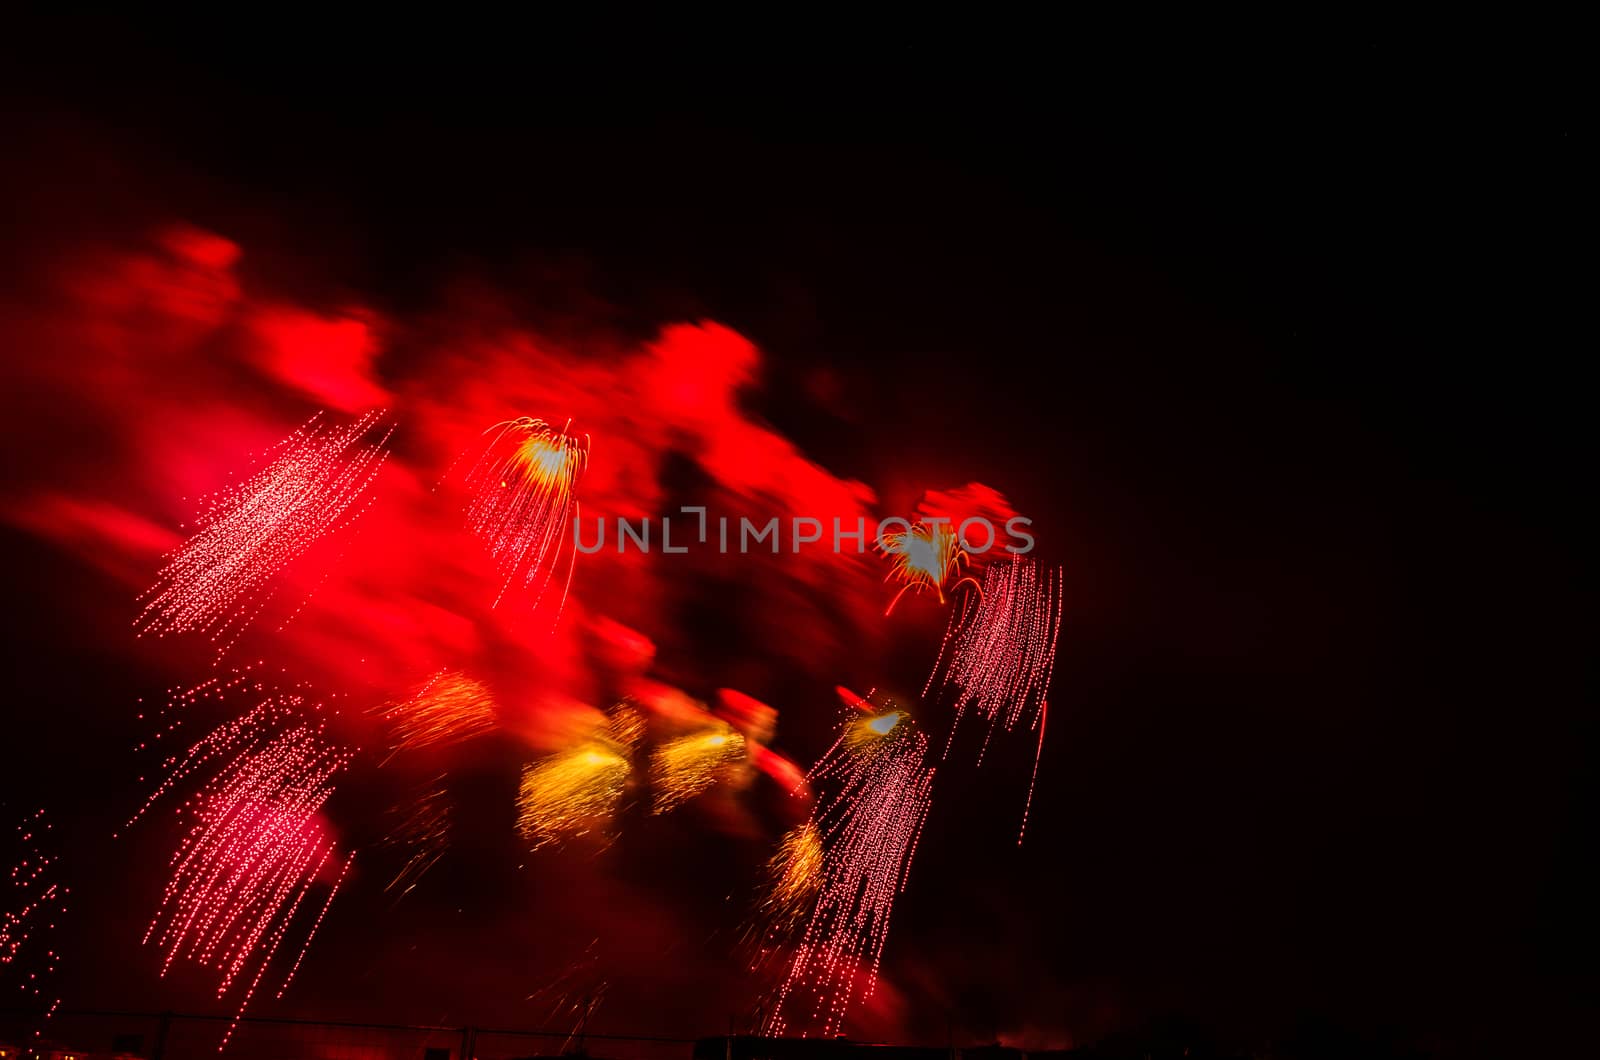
left=377, top=670, right=496, bottom=761
left=517, top=706, right=643, bottom=850
left=135, top=411, right=394, bottom=654
left=926, top=556, right=1063, bottom=843
left=525, top=939, right=609, bottom=1050
left=130, top=696, right=355, bottom=1048
left=769, top=703, right=936, bottom=1037
left=460, top=417, right=588, bottom=615
left=2, top=808, right=66, bottom=1028
left=741, top=820, right=824, bottom=972
left=649, top=720, right=747, bottom=815
left=380, top=777, right=452, bottom=900
left=876, top=520, right=981, bottom=616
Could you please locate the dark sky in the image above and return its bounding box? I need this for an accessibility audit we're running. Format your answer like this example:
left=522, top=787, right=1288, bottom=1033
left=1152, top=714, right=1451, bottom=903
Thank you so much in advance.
left=0, top=15, right=1590, bottom=1058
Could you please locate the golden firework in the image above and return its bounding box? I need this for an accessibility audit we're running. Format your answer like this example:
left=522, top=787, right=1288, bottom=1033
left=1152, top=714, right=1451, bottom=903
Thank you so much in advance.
left=649, top=721, right=747, bottom=814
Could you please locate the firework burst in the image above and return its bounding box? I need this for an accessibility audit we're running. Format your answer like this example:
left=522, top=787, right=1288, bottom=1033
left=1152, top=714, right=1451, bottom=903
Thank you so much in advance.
left=135, top=411, right=393, bottom=654
left=769, top=701, right=936, bottom=1036
left=926, top=555, right=1063, bottom=843
left=876, top=520, right=981, bottom=616
left=461, top=416, right=589, bottom=614
left=516, top=706, right=642, bottom=850
left=378, top=670, right=496, bottom=761
left=744, top=820, right=823, bottom=966
left=131, top=695, right=355, bottom=1047
left=649, top=720, right=747, bottom=815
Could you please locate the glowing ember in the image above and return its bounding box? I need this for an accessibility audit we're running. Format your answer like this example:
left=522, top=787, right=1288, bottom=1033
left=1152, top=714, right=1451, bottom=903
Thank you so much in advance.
left=650, top=721, right=747, bottom=814
left=2, top=808, right=66, bottom=1023
left=132, top=696, right=355, bottom=1047
left=926, top=556, right=1063, bottom=843
left=135, top=410, right=394, bottom=654
left=770, top=701, right=937, bottom=1036
left=876, top=520, right=980, bottom=616
left=461, top=416, right=589, bottom=614
left=378, top=670, right=496, bottom=760
left=517, top=706, right=642, bottom=849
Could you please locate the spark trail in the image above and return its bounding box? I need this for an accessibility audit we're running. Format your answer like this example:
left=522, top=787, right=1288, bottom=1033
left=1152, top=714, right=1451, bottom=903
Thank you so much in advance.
left=135, top=411, right=393, bottom=654
left=770, top=702, right=936, bottom=1037
left=378, top=670, right=496, bottom=761
left=131, top=695, right=355, bottom=1048
left=461, top=417, right=588, bottom=615
left=2, top=808, right=66, bottom=1023
left=926, top=556, right=1063, bottom=842
left=649, top=720, right=746, bottom=814
left=517, top=706, right=643, bottom=850
left=877, top=520, right=980, bottom=616
left=381, top=778, right=452, bottom=899
left=744, top=820, right=823, bottom=967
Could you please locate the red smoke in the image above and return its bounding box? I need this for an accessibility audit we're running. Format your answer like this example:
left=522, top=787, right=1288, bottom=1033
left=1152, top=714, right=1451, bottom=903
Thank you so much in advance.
left=1, top=217, right=1027, bottom=1039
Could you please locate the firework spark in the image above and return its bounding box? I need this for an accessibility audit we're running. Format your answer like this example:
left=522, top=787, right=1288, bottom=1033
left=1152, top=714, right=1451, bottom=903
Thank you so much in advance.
left=749, top=821, right=823, bottom=954
left=649, top=720, right=747, bottom=815
left=135, top=411, right=393, bottom=653
left=461, top=416, right=589, bottom=614
left=926, top=556, right=1063, bottom=843
left=381, top=777, right=452, bottom=899
left=132, top=696, right=355, bottom=1047
left=2, top=808, right=66, bottom=1024
left=769, top=701, right=936, bottom=1037
left=378, top=670, right=496, bottom=760
left=516, top=707, right=642, bottom=849
left=876, top=520, right=981, bottom=616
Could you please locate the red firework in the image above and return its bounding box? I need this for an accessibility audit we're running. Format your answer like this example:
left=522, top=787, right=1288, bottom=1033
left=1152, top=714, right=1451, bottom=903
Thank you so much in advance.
left=460, top=416, right=588, bottom=615
left=3, top=808, right=67, bottom=1030
left=135, top=410, right=394, bottom=655
left=769, top=701, right=936, bottom=1037
left=926, top=555, right=1063, bottom=843
left=131, top=695, right=355, bottom=1048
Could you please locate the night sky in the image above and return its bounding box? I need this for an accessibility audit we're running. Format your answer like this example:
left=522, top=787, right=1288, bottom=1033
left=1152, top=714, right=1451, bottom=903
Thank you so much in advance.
left=1, top=17, right=1589, bottom=1058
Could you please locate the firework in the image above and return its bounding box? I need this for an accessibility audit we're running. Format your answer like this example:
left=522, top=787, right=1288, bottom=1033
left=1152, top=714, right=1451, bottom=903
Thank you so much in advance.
left=516, top=707, right=642, bottom=849
left=926, top=556, right=1063, bottom=843
left=2, top=808, right=66, bottom=1023
left=461, top=416, right=589, bottom=613
left=769, top=701, right=936, bottom=1036
left=381, top=778, right=452, bottom=899
left=649, top=720, right=747, bottom=814
left=378, top=670, right=495, bottom=761
left=135, top=411, right=393, bottom=653
left=876, top=520, right=981, bottom=616
left=750, top=821, right=823, bottom=951
left=132, top=696, right=354, bottom=1047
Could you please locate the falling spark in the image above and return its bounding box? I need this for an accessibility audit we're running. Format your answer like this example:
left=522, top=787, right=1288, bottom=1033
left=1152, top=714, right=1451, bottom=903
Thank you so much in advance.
left=770, top=701, right=936, bottom=1037
left=876, top=520, right=981, bottom=616
left=380, top=778, right=452, bottom=899
left=2, top=808, right=67, bottom=1023
left=748, top=821, right=823, bottom=956
left=516, top=706, right=642, bottom=849
left=926, top=556, right=1063, bottom=843
left=461, top=416, right=589, bottom=614
left=377, top=670, right=496, bottom=761
left=131, top=695, right=355, bottom=1046
left=649, top=721, right=747, bottom=814
left=135, top=411, right=394, bottom=654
